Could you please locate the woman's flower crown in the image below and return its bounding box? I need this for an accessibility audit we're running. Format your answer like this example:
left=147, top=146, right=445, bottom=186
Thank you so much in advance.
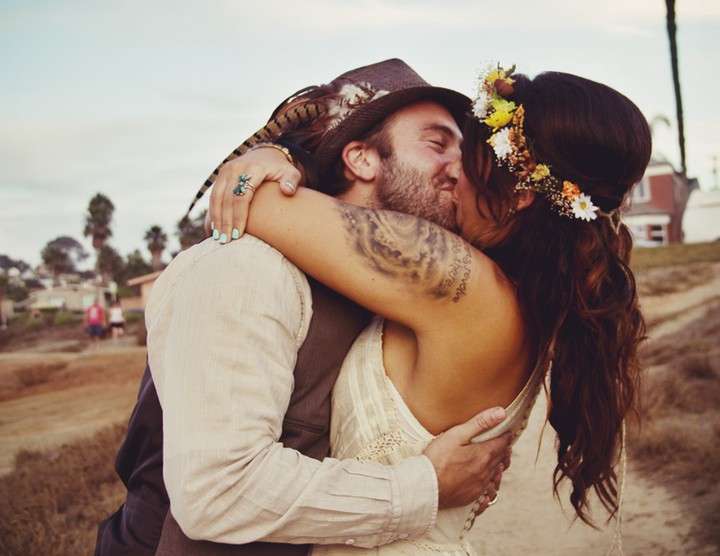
left=472, top=64, right=599, bottom=222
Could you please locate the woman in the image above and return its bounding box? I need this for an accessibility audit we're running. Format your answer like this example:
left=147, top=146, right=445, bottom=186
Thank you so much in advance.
left=207, top=67, right=650, bottom=554
left=108, top=299, right=125, bottom=340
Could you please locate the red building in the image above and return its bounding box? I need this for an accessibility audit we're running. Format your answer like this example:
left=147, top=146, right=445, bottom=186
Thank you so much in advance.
left=623, top=157, right=698, bottom=246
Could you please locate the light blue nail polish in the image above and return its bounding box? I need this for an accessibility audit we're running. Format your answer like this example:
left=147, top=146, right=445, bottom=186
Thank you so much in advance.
left=232, top=228, right=240, bottom=240
left=212, top=229, right=220, bottom=240
left=219, top=233, right=228, bottom=244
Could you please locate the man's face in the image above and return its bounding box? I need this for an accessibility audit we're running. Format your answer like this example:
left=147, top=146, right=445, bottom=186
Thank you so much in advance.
left=374, top=101, right=463, bottom=231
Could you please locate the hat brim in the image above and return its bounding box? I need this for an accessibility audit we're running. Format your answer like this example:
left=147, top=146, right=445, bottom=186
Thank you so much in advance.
left=314, top=85, right=471, bottom=175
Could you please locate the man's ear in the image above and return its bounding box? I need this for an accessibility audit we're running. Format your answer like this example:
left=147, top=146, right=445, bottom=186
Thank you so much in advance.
left=341, top=140, right=381, bottom=182
left=515, top=189, right=536, bottom=211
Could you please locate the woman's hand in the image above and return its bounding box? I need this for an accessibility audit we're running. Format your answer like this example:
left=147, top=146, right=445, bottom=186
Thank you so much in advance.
left=209, top=146, right=303, bottom=243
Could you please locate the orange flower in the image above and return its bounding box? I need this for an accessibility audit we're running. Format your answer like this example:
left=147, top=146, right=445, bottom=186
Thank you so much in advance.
left=562, top=180, right=581, bottom=200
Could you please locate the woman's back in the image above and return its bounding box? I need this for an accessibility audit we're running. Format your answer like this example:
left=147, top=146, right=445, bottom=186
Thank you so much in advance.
left=381, top=258, right=533, bottom=436
left=312, top=317, right=543, bottom=556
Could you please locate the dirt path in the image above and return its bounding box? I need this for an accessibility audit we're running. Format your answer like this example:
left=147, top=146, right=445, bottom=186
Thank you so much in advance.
left=468, top=393, right=712, bottom=555
left=640, top=262, right=720, bottom=337
left=0, top=344, right=145, bottom=475
left=466, top=265, right=720, bottom=554
left=1, top=265, right=718, bottom=553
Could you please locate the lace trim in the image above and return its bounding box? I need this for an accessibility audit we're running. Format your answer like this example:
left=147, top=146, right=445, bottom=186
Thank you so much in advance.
left=355, top=429, right=405, bottom=463
left=460, top=379, right=543, bottom=537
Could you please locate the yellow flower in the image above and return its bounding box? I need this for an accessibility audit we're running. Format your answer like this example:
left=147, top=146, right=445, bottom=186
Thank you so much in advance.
left=484, top=109, right=513, bottom=130
left=562, top=180, right=581, bottom=200
left=486, top=69, right=515, bottom=87
left=530, top=164, right=550, bottom=181
left=490, top=98, right=516, bottom=114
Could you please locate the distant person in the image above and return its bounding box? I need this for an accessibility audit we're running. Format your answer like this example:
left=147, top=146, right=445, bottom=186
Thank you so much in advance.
left=85, top=298, right=105, bottom=343
left=108, top=300, right=125, bottom=340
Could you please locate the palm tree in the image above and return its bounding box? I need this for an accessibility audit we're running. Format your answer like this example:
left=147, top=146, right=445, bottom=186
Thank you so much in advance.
left=83, top=193, right=115, bottom=278
left=176, top=209, right=208, bottom=251
left=665, top=0, right=686, bottom=176
left=96, top=244, right=125, bottom=284
left=144, top=225, right=168, bottom=271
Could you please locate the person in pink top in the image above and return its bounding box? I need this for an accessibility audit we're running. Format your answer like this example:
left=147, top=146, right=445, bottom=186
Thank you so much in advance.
left=85, top=297, right=106, bottom=343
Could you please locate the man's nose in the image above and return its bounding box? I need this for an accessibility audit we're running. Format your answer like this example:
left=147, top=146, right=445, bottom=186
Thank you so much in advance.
left=445, top=155, right=462, bottom=186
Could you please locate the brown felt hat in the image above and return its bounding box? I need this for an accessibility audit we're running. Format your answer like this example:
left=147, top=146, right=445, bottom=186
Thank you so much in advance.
left=185, top=59, right=471, bottom=217
left=313, top=58, right=471, bottom=174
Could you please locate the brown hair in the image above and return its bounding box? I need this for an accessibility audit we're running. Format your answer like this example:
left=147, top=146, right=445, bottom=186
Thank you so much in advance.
left=272, top=84, right=395, bottom=196
left=462, top=72, right=651, bottom=524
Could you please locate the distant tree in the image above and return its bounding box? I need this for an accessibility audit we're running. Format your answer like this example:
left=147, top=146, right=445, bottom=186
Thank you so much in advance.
left=40, top=236, right=88, bottom=284
left=4, top=280, right=29, bottom=302
left=176, top=209, right=208, bottom=251
left=41, top=243, right=73, bottom=283
left=96, top=244, right=125, bottom=284
left=123, top=249, right=153, bottom=282
left=0, top=255, right=31, bottom=274
left=83, top=193, right=115, bottom=277
left=144, top=225, right=168, bottom=271
left=51, top=236, right=88, bottom=268
left=665, top=0, right=686, bottom=176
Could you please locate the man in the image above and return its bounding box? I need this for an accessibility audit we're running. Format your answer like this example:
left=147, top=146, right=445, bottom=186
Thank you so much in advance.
left=85, top=296, right=106, bottom=344
left=96, top=59, right=511, bottom=556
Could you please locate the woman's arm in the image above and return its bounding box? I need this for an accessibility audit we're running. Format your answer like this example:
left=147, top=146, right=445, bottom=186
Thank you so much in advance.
left=246, top=183, right=501, bottom=333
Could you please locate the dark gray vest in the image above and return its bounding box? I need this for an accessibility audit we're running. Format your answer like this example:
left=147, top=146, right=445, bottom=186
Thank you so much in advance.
left=95, top=279, right=370, bottom=556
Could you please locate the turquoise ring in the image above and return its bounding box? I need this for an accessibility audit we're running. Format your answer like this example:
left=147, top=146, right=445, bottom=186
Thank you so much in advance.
left=233, top=174, right=255, bottom=196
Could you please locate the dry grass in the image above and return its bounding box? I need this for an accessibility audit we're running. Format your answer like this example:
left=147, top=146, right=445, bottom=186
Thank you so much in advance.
left=0, top=350, right=143, bottom=403
left=0, top=424, right=127, bottom=556
left=0, top=315, right=144, bottom=353
left=630, top=240, right=720, bottom=272
left=630, top=301, right=720, bottom=550
left=0, top=247, right=718, bottom=554
left=634, top=261, right=717, bottom=297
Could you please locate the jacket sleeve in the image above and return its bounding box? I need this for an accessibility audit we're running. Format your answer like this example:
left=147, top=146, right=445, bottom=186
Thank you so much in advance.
left=147, top=237, right=438, bottom=547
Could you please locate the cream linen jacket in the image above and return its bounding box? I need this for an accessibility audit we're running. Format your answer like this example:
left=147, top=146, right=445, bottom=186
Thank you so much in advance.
left=146, top=236, right=438, bottom=547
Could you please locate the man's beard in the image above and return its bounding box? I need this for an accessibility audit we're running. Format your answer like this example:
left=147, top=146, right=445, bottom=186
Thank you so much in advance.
left=374, top=156, right=457, bottom=231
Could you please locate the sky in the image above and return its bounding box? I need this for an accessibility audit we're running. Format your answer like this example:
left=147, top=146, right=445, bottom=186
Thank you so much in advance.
left=1, top=0, right=719, bottom=267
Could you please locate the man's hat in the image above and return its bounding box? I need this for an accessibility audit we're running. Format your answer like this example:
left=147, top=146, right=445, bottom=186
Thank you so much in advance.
left=312, top=58, right=471, bottom=172
left=186, top=59, right=470, bottom=216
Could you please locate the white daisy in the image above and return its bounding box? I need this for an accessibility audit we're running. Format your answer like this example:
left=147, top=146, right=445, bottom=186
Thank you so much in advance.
left=473, top=89, right=490, bottom=119
left=571, top=194, right=599, bottom=221
left=489, top=128, right=513, bottom=160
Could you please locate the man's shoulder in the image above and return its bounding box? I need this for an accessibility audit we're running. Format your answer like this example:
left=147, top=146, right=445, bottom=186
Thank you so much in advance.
left=149, top=236, right=310, bottom=309
left=167, top=236, right=305, bottom=281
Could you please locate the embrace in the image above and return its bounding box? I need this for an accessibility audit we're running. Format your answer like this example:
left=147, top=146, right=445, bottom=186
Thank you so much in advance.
left=96, top=59, right=650, bottom=556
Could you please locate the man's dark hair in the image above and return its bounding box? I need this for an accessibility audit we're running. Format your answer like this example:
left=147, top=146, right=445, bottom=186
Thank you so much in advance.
left=274, top=85, right=397, bottom=196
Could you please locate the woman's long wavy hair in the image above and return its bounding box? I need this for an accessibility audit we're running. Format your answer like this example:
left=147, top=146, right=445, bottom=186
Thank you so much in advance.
left=462, top=72, right=651, bottom=524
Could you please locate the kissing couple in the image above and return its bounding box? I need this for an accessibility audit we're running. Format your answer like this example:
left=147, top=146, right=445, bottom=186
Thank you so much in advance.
left=96, top=58, right=650, bottom=556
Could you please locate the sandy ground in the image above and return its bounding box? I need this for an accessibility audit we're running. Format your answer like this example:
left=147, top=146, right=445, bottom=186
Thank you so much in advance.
left=640, top=262, right=720, bottom=338
left=466, top=266, right=720, bottom=555
left=0, top=341, right=145, bottom=475
left=0, top=265, right=717, bottom=554
left=468, top=393, right=710, bottom=556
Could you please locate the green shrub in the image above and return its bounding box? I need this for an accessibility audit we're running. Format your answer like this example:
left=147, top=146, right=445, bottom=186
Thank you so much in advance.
left=123, top=311, right=144, bottom=324
left=53, top=310, right=82, bottom=327
left=24, top=318, right=46, bottom=333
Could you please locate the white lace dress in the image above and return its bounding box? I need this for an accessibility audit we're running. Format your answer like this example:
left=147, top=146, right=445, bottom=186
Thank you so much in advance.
left=311, top=317, right=544, bottom=556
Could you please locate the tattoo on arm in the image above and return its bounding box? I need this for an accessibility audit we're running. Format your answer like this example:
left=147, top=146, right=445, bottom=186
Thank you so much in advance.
left=337, top=203, right=472, bottom=303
